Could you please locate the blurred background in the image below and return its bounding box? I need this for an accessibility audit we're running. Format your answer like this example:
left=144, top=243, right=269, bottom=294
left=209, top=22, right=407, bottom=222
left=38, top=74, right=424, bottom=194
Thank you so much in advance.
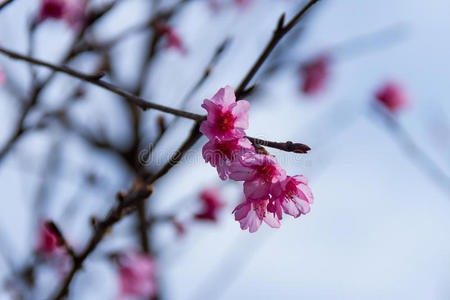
left=0, top=0, right=449, bottom=299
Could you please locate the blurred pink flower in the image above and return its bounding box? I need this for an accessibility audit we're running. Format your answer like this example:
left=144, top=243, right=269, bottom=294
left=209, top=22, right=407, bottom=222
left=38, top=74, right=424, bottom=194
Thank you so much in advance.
left=300, top=55, right=330, bottom=95
left=63, top=0, right=87, bottom=29
left=375, top=82, right=408, bottom=113
left=270, top=175, right=313, bottom=219
left=36, top=221, right=62, bottom=255
left=200, top=86, right=250, bottom=140
left=202, top=137, right=254, bottom=180
left=229, top=153, right=286, bottom=201
left=233, top=199, right=280, bottom=233
left=0, top=66, right=5, bottom=86
left=38, top=0, right=86, bottom=29
left=118, top=252, right=157, bottom=299
left=38, top=0, right=66, bottom=22
left=158, top=25, right=187, bottom=54
left=195, top=187, right=225, bottom=222
left=235, top=0, right=255, bottom=8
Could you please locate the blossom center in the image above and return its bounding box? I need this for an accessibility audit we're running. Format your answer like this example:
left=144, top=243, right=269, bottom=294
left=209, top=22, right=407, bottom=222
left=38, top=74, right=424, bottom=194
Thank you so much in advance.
left=257, top=161, right=277, bottom=183
left=217, top=111, right=235, bottom=132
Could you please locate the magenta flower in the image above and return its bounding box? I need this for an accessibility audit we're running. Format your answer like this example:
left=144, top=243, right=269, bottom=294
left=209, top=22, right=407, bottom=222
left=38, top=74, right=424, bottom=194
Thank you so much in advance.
left=375, top=82, right=408, bottom=113
left=36, top=221, right=62, bottom=255
left=38, top=0, right=86, bottom=29
left=200, top=86, right=250, bottom=140
left=158, top=25, right=187, bottom=55
left=202, top=137, right=254, bottom=180
left=233, top=199, right=280, bottom=233
left=300, top=54, right=330, bottom=95
left=38, top=0, right=66, bottom=22
left=269, top=175, right=313, bottom=219
left=118, top=252, right=157, bottom=299
left=195, top=187, right=225, bottom=222
left=229, top=153, right=286, bottom=201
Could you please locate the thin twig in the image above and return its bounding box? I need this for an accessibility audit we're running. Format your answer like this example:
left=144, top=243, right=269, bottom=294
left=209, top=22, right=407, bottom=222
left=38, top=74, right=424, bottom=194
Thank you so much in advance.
left=235, top=0, right=321, bottom=98
left=0, top=46, right=205, bottom=121
left=372, top=103, right=450, bottom=196
left=0, top=0, right=14, bottom=10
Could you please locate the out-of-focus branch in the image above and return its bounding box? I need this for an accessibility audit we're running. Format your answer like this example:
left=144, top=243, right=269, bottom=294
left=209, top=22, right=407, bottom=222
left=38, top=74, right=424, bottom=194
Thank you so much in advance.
left=372, top=103, right=450, bottom=196
left=0, top=47, right=310, bottom=155
left=0, top=0, right=15, bottom=10
left=45, top=221, right=77, bottom=262
left=235, top=0, right=321, bottom=98
left=51, top=186, right=154, bottom=300
left=0, top=46, right=205, bottom=121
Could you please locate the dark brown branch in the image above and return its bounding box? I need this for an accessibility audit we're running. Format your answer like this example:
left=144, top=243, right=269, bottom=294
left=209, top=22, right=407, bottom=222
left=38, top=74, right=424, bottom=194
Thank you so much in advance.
left=0, top=47, right=204, bottom=122
left=0, top=0, right=14, bottom=10
left=246, top=136, right=311, bottom=154
left=235, top=0, right=321, bottom=98
left=51, top=186, right=154, bottom=300
left=45, top=221, right=77, bottom=262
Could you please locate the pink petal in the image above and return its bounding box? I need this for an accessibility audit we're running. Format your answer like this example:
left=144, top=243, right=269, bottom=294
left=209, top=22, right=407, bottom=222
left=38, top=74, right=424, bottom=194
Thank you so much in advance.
left=243, top=179, right=270, bottom=201
left=229, top=161, right=257, bottom=181
left=263, top=213, right=281, bottom=228
left=231, top=100, right=250, bottom=129
left=233, top=201, right=251, bottom=221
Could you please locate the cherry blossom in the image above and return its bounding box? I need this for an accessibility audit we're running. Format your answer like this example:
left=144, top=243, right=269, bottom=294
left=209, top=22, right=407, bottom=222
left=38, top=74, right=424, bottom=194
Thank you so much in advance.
left=38, top=0, right=86, bottom=29
left=269, top=175, right=313, bottom=219
left=229, top=153, right=286, bottom=201
left=202, top=136, right=254, bottom=180
left=38, top=0, right=66, bottom=22
left=375, top=82, right=408, bottom=113
left=158, top=25, right=187, bottom=54
left=200, top=86, right=250, bottom=140
left=233, top=199, right=280, bottom=233
left=117, top=252, right=158, bottom=299
left=36, top=221, right=62, bottom=255
left=195, top=187, right=225, bottom=222
left=300, top=54, right=330, bottom=95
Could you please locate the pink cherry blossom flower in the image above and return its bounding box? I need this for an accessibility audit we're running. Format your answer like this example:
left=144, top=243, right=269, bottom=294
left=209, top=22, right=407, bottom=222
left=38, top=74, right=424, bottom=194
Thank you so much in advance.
left=200, top=86, right=250, bottom=140
left=269, top=175, right=313, bottom=219
left=195, top=187, right=225, bottom=222
left=36, top=221, right=62, bottom=255
left=158, top=25, right=187, bottom=55
left=233, top=199, right=280, bottom=233
left=229, top=153, right=286, bottom=201
left=300, top=54, right=330, bottom=95
left=0, top=66, right=5, bottom=86
left=118, top=252, right=157, bottom=299
left=375, top=82, right=408, bottom=113
left=38, top=0, right=66, bottom=22
left=202, top=136, right=254, bottom=180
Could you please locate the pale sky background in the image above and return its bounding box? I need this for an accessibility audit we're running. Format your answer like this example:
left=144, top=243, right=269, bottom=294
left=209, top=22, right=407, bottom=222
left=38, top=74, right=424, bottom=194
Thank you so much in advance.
left=0, top=0, right=449, bottom=299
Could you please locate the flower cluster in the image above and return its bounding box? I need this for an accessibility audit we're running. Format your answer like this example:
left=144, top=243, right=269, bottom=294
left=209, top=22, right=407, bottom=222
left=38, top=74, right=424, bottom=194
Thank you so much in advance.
left=200, top=86, right=313, bottom=232
left=117, top=251, right=158, bottom=299
left=38, top=0, right=86, bottom=29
